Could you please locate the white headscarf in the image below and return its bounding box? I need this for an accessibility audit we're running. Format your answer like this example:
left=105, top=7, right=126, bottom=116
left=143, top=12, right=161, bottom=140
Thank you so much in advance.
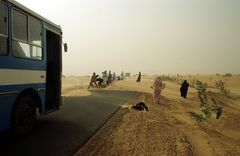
left=154, top=76, right=162, bottom=87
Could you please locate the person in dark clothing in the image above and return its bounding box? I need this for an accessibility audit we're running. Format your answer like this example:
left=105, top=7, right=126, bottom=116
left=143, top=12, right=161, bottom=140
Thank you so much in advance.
left=132, top=102, right=148, bottom=111
left=136, top=72, right=141, bottom=83
left=107, top=70, right=112, bottom=85
left=96, top=77, right=104, bottom=87
left=180, top=80, right=189, bottom=98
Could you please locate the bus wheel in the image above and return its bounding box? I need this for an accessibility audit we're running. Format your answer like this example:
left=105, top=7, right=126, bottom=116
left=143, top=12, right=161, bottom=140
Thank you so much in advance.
left=11, top=95, right=36, bottom=136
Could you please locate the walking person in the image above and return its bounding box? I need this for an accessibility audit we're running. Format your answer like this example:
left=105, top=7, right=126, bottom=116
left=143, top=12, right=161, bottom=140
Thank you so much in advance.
left=180, top=80, right=189, bottom=98
left=151, top=76, right=162, bottom=104
left=136, top=72, right=141, bottom=83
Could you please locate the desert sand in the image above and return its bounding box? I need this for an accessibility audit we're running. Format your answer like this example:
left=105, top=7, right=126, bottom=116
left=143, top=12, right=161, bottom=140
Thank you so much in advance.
left=63, top=75, right=240, bottom=156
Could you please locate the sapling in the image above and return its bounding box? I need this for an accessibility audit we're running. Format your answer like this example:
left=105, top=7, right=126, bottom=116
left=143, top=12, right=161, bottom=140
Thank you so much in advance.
left=215, top=80, right=230, bottom=97
left=190, top=80, right=222, bottom=122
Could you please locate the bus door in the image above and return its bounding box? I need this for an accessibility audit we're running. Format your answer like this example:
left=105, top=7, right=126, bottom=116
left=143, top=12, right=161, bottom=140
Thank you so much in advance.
left=45, top=30, right=62, bottom=112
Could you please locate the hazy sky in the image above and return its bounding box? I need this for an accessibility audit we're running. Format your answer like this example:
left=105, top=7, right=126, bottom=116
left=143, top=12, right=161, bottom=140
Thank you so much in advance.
left=16, top=0, right=240, bottom=75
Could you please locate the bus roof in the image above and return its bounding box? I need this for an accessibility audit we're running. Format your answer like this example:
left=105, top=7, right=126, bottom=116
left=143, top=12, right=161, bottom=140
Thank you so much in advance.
left=7, top=0, right=62, bottom=30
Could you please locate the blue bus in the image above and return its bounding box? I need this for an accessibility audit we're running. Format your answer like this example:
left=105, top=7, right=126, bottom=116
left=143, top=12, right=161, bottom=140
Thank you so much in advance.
left=0, top=0, right=67, bottom=135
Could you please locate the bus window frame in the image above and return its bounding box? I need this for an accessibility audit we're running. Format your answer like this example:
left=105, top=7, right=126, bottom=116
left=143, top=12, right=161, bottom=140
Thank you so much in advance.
left=0, top=1, right=8, bottom=56
left=11, top=7, right=43, bottom=61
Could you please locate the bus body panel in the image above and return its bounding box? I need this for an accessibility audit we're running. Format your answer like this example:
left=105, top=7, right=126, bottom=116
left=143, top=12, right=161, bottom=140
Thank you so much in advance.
left=0, top=94, right=16, bottom=131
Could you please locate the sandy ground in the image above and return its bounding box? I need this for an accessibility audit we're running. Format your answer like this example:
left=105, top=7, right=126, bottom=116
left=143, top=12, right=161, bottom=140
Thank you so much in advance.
left=63, top=75, right=240, bottom=156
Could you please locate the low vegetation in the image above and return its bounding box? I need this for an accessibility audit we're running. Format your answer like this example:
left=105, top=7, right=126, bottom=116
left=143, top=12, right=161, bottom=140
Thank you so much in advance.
left=224, top=73, right=232, bottom=77
left=215, top=80, right=230, bottom=97
left=160, top=75, right=184, bottom=85
left=190, top=80, right=222, bottom=122
left=189, top=79, right=196, bottom=88
left=160, top=75, right=177, bottom=82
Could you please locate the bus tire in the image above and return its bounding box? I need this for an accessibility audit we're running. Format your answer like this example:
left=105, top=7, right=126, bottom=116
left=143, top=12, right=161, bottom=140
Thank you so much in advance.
left=11, top=95, right=36, bottom=136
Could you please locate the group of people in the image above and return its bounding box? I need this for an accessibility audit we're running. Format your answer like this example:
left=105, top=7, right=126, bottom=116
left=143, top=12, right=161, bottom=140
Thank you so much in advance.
left=151, top=76, right=189, bottom=104
left=88, top=71, right=189, bottom=104
left=135, top=72, right=189, bottom=104
left=88, top=71, right=125, bottom=89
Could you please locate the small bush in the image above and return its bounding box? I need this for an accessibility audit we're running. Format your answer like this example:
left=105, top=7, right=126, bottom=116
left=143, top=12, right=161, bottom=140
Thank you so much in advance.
left=215, top=80, right=230, bottom=97
left=160, top=75, right=178, bottom=83
left=190, top=80, right=222, bottom=122
left=195, top=80, right=208, bottom=92
left=189, top=112, right=206, bottom=122
left=224, top=73, right=232, bottom=77
left=211, top=98, right=222, bottom=119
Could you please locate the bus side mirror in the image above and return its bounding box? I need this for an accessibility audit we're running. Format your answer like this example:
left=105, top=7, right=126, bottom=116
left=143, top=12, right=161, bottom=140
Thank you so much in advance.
left=64, top=43, right=68, bottom=52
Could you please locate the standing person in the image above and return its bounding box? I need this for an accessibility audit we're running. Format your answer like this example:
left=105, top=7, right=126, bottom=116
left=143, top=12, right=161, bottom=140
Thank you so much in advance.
left=102, top=71, right=108, bottom=87
left=152, top=76, right=162, bottom=104
left=88, top=72, right=98, bottom=89
left=136, top=72, right=141, bottom=83
left=180, top=80, right=189, bottom=98
left=108, top=70, right=112, bottom=85
left=121, top=71, right=124, bottom=80
left=112, top=72, right=116, bottom=82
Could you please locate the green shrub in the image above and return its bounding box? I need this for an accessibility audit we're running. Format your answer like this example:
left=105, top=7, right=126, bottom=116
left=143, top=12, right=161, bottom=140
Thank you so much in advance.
left=189, top=112, right=206, bottom=122
left=215, top=80, right=230, bottom=97
left=190, top=80, right=222, bottom=122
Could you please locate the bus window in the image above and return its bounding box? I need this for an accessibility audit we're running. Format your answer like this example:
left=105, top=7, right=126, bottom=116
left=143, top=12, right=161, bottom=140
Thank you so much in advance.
left=29, top=16, right=42, bottom=60
left=29, top=16, right=42, bottom=46
left=12, top=9, right=42, bottom=60
left=0, top=2, right=8, bottom=55
left=12, top=9, right=28, bottom=42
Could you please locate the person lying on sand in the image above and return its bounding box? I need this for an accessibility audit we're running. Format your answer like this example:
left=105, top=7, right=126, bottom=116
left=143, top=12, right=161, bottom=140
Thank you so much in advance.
left=132, top=102, right=148, bottom=111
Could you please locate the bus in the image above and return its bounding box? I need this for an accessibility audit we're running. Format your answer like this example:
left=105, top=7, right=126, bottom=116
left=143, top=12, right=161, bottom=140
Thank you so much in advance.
left=0, top=0, right=67, bottom=135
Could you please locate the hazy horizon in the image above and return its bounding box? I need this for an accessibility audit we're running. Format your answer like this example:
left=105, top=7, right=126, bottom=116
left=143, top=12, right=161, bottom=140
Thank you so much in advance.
left=16, top=0, right=240, bottom=76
